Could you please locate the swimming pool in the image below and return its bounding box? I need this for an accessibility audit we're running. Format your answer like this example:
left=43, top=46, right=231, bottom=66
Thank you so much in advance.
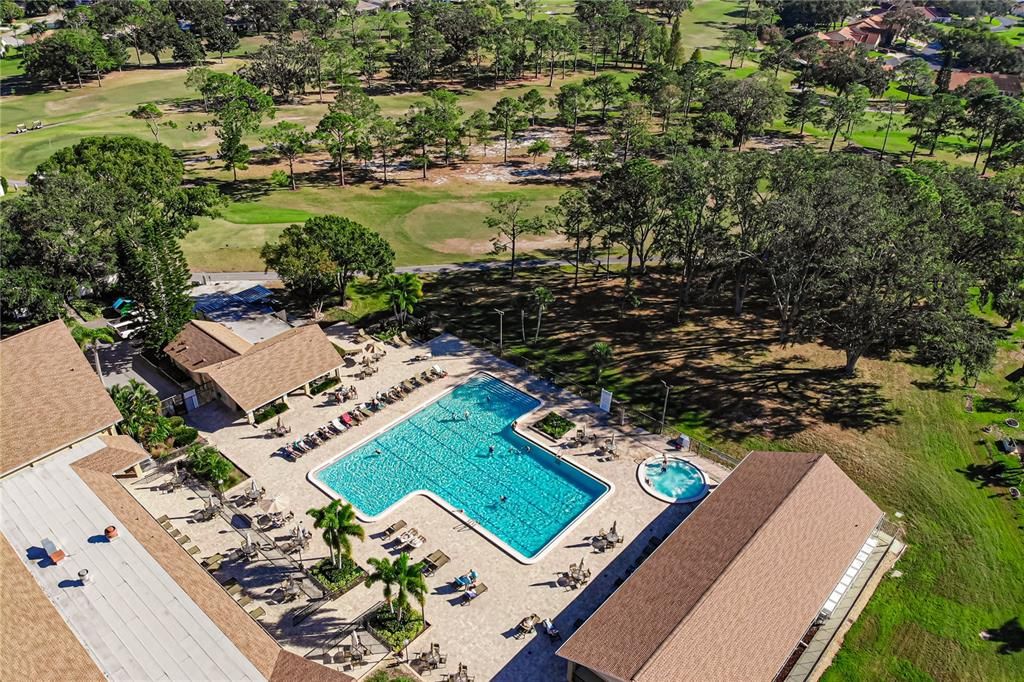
left=310, top=374, right=610, bottom=562
left=638, top=456, right=708, bottom=504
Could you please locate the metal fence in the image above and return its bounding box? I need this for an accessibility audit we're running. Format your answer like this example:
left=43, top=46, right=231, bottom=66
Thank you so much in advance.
left=431, top=323, right=743, bottom=470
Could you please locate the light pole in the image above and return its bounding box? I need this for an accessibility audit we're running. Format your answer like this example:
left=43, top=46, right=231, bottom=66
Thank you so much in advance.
left=659, top=380, right=671, bottom=434
left=493, top=309, right=505, bottom=355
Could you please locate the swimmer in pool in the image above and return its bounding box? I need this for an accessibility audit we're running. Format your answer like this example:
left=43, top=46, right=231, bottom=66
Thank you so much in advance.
left=500, top=495, right=507, bottom=503
left=489, top=445, right=495, bottom=455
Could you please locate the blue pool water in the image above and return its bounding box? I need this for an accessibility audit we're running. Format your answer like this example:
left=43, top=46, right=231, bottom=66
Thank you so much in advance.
left=314, top=374, right=609, bottom=560
left=642, top=457, right=707, bottom=503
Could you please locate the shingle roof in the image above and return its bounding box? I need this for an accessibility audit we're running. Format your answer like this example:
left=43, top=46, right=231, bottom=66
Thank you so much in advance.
left=164, top=319, right=252, bottom=371
left=0, top=534, right=104, bottom=681
left=557, top=452, right=882, bottom=682
left=201, top=324, right=342, bottom=412
left=0, top=320, right=123, bottom=475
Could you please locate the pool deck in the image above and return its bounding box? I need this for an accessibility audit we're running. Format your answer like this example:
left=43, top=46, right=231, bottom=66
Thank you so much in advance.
left=130, top=333, right=731, bottom=680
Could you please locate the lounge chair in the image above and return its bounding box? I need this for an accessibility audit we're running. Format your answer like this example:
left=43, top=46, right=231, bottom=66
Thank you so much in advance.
left=186, top=545, right=201, bottom=556
left=357, top=406, right=373, bottom=419
left=422, top=550, right=450, bottom=576
left=451, top=569, right=478, bottom=590
left=226, top=582, right=243, bottom=597
left=397, top=528, right=418, bottom=545
left=168, top=528, right=182, bottom=539
left=420, top=371, right=435, bottom=383
left=382, top=519, right=407, bottom=539
left=401, top=380, right=417, bottom=393
left=176, top=534, right=191, bottom=546
left=156, top=515, right=170, bottom=525
left=430, top=364, right=447, bottom=377
left=461, top=583, right=487, bottom=605
left=248, top=606, right=265, bottom=620
left=331, top=417, right=347, bottom=432
left=202, top=554, right=223, bottom=571
left=341, top=412, right=355, bottom=426
left=237, top=595, right=253, bottom=608
left=404, top=534, right=425, bottom=550
left=400, top=331, right=415, bottom=345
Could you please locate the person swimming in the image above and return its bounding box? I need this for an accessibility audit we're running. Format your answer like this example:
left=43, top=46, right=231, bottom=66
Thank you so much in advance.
left=489, top=445, right=495, bottom=455
left=500, top=495, right=507, bottom=503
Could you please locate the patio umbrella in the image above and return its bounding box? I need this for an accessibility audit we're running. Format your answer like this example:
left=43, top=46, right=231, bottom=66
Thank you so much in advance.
left=276, top=416, right=283, bottom=429
left=259, top=496, right=290, bottom=515
left=610, top=521, right=617, bottom=537
left=250, top=479, right=258, bottom=493
left=245, top=532, right=252, bottom=547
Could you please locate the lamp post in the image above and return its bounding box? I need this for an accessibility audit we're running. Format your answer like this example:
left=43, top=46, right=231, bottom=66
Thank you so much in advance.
left=659, top=380, right=671, bottom=434
left=402, top=638, right=410, bottom=662
left=493, top=309, right=505, bottom=355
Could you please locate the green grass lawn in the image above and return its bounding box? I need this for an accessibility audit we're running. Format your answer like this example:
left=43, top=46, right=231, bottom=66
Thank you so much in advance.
left=182, top=180, right=566, bottom=271
left=417, top=265, right=1024, bottom=682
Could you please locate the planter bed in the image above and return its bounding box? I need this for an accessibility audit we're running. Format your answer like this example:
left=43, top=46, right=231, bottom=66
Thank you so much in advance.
left=532, top=411, right=576, bottom=440
left=309, top=556, right=367, bottom=597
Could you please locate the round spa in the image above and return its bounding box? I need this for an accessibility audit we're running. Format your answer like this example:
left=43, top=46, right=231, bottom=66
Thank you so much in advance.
left=638, top=456, right=708, bottom=504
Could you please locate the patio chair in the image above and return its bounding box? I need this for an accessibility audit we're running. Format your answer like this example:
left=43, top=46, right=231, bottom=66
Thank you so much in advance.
left=202, top=554, right=223, bottom=571
left=382, top=519, right=407, bottom=539
left=247, top=606, right=265, bottom=620
left=422, top=550, right=450, bottom=576
left=461, top=583, right=487, bottom=605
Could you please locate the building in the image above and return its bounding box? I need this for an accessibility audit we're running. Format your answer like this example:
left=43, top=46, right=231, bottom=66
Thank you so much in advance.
left=192, top=282, right=291, bottom=344
left=0, top=319, right=351, bottom=681
left=0, top=319, right=123, bottom=477
left=165, top=321, right=344, bottom=423
left=946, top=70, right=1023, bottom=97
left=557, top=451, right=900, bottom=682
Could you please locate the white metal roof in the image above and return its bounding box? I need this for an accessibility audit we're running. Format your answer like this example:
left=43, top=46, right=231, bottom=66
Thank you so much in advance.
left=0, top=437, right=264, bottom=681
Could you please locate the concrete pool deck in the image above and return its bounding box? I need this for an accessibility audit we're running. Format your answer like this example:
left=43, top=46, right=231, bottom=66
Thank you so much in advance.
left=135, top=333, right=731, bottom=680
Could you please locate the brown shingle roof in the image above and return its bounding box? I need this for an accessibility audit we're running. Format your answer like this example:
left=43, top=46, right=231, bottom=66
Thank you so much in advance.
left=0, top=534, right=104, bottom=681
left=557, top=452, right=882, bottom=682
left=75, top=434, right=150, bottom=474
left=947, top=70, right=1023, bottom=95
left=0, top=320, right=123, bottom=476
left=164, top=319, right=252, bottom=372
left=201, top=325, right=342, bottom=412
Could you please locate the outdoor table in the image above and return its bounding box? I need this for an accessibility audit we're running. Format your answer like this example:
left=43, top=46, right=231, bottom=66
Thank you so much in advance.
left=240, top=543, right=258, bottom=559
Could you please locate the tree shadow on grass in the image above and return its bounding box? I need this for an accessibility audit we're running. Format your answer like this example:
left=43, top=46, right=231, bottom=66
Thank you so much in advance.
left=957, top=460, right=1022, bottom=489
left=982, top=617, right=1024, bottom=655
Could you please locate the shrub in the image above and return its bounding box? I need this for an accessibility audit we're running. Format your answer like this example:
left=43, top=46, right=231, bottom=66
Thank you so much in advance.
left=269, top=169, right=289, bottom=187
left=186, top=444, right=234, bottom=489
left=172, top=426, right=199, bottom=447
left=253, top=401, right=289, bottom=424
left=368, top=607, right=425, bottom=652
left=535, top=412, right=575, bottom=439
left=308, top=556, right=366, bottom=594
left=310, top=376, right=340, bottom=394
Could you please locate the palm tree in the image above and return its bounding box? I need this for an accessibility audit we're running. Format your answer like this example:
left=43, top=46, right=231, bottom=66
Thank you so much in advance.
left=384, top=273, right=424, bottom=325
left=306, top=500, right=365, bottom=569
left=588, top=341, right=613, bottom=382
left=69, top=321, right=115, bottom=378
left=532, top=286, right=553, bottom=343
left=365, top=555, right=400, bottom=615
left=108, top=380, right=160, bottom=439
left=365, top=552, right=427, bottom=623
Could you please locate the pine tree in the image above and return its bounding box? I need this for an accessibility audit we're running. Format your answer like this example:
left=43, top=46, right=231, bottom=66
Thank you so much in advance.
left=667, top=17, right=684, bottom=67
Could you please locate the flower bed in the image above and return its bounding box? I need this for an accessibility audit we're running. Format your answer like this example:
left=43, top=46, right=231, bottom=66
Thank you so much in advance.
left=253, top=401, right=289, bottom=424
left=366, top=607, right=426, bottom=652
left=309, top=556, right=367, bottom=596
left=534, top=412, right=576, bottom=440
